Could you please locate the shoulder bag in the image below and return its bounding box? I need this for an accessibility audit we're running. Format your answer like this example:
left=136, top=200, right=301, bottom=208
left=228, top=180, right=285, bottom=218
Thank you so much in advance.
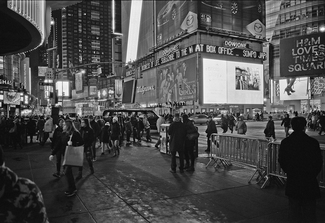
left=62, top=134, right=84, bottom=167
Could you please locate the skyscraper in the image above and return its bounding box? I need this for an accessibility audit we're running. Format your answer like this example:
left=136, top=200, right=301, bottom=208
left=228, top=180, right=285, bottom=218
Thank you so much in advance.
left=50, top=0, right=122, bottom=114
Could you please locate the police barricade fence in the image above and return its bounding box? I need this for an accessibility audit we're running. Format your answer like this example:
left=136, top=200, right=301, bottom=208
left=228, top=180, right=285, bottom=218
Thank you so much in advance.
left=206, top=133, right=268, bottom=183
left=261, top=142, right=325, bottom=189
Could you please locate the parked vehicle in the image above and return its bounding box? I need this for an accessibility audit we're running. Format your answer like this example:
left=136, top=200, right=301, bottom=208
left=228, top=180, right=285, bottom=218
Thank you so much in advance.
left=189, top=114, right=209, bottom=125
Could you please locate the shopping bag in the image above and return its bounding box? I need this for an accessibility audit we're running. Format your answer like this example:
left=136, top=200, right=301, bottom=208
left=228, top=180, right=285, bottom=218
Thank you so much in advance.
left=62, top=145, right=84, bottom=167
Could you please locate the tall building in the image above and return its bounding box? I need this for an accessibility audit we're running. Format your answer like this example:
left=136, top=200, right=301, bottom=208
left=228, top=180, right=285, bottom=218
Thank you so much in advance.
left=122, top=0, right=267, bottom=117
left=49, top=0, right=122, bottom=115
left=266, top=0, right=325, bottom=112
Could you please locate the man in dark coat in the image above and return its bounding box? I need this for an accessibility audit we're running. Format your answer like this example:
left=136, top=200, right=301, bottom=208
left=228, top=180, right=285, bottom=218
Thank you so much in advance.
left=89, top=115, right=100, bottom=161
left=168, top=113, right=187, bottom=173
left=264, top=116, right=276, bottom=140
left=278, top=116, right=323, bottom=223
left=205, top=116, right=217, bottom=153
left=27, top=117, right=36, bottom=144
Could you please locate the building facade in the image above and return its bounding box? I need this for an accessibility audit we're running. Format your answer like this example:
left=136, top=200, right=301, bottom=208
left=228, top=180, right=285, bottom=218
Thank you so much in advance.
left=266, top=0, right=325, bottom=113
left=49, top=0, right=122, bottom=116
left=122, top=0, right=267, bottom=117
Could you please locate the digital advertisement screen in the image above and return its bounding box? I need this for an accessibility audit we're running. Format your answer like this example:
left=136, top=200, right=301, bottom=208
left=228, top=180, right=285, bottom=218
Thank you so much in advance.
left=203, top=58, right=263, bottom=104
left=279, top=77, right=309, bottom=101
left=156, top=1, right=197, bottom=46
left=200, top=0, right=265, bottom=35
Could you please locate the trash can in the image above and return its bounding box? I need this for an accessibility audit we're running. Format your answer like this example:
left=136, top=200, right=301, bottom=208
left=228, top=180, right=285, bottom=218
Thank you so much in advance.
left=159, top=123, right=170, bottom=154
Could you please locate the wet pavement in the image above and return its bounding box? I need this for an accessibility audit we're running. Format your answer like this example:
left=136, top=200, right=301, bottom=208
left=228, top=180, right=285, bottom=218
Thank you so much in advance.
left=3, top=127, right=325, bottom=223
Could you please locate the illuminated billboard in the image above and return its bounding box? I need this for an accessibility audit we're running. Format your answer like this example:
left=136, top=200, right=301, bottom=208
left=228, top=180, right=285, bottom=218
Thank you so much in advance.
left=157, top=56, right=196, bottom=103
left=200, top=0, right=265, bottom=36
left=56, top=81, right=70, bottom=97
left=156, top=0, right=198, bottom=46
left=280, top=33, right=325, bottom=77
left=202, top=58, right=263, bottom=104
left=279, top=77, right=309, bottom=101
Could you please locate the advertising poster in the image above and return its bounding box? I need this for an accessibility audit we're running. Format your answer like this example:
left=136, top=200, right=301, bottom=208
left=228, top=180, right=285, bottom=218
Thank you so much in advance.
left=280, top=33, right=325, bottom=77
left=135, top=69, right=156, bottom=106
left=311, top=77, right=325, bottom=96
left=122, top=80, right=136, bottom=104
left=156, top=0, right=197, bottom=46
left=279, top=77, right=309, bottom=100
left=200, top=0, right=265, bottom=35
left=157, top=56, right=196, bottom=104
left=3, top=91, right=21, bottom=105
left=203, top=58, right=263, bottom=104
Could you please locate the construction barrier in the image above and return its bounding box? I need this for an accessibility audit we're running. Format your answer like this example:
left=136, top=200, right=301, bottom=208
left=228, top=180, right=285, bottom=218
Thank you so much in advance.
left=206, top=134, right=325, bottom=189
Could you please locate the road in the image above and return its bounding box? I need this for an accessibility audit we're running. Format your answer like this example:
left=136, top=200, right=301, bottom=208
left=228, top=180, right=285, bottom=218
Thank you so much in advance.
left=193, top=120, right=325, bottom=144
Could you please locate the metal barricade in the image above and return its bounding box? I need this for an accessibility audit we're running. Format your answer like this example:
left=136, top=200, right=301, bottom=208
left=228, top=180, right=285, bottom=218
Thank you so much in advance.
left=260, top=142, right=325, bottom=189
left=205, top=133, right=231, bottom=169
left=248, top=139, right=269, bottom=184
left=261, top=142, right=287, bottom=189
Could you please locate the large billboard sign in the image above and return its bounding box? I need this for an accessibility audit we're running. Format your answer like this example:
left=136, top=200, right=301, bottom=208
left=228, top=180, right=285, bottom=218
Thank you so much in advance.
left=157, top=56, right=196, bottom=103
left=280, top=33, right=325, bottom=77
left=202, top=58, right=263, bottom=104
left=279, top=77, right=309, bottom=100
left=200, top=0, right=265, bottom=37
left=156, top=1, right=198, bottom=46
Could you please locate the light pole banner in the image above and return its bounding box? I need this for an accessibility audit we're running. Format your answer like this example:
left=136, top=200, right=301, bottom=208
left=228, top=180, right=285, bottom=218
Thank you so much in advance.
left=115, top=79, right=123, bottom=100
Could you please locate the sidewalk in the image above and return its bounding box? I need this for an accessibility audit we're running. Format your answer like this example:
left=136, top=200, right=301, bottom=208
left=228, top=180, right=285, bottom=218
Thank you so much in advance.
left=3, top=137, right=325, bottom=222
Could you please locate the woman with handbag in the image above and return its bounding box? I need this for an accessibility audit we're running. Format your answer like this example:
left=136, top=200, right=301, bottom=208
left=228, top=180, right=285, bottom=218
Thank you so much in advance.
left=49, top=120, right=84, bottom=197
left=75, top=118, right=95, bottom=181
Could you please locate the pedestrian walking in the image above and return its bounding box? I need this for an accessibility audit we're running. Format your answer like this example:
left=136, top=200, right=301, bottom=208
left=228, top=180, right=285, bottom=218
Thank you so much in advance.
left=36, top=116, right=45, bottom=143
left=41, top=116, right=55, bottom=146
left=155, top=115, right=165, bottom=148
left=26, top=117, right=36, bottom=144
left=264, top=116, right=276, bottom=140
left=110, top=116, right=121, bottom=157
left=143, top=114, right=151, bottom=142
left=51, top=118, right=64, bottom=178
left=168, top=113, right=187, bottom=173
left=281, top=114, right=291, bottom=137
left=318, top=112, right=325, bottom=135
left=221, top=114, right=228, bottom=133
left=228, top=113, right=236, bottom=133
left=49, top=120, right=84, bottom=197
left=124, top=116, right=132, bottom=145
left=278, top=116, right=323, bottom=223
left=89, top=115, right=100, bottom=162
left=76, top=118, right=95, bottom=181
left=9, top=117, right=23, bottom=150
left=236, top=116, right=247, bottom=135
left=205, top=116, right=217, bottom=153
left=101, top=122, right=112, bottom=153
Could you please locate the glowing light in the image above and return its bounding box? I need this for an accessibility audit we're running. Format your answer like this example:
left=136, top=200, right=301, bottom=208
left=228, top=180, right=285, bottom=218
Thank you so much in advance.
left=126, top=0, right=143, bottom=63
